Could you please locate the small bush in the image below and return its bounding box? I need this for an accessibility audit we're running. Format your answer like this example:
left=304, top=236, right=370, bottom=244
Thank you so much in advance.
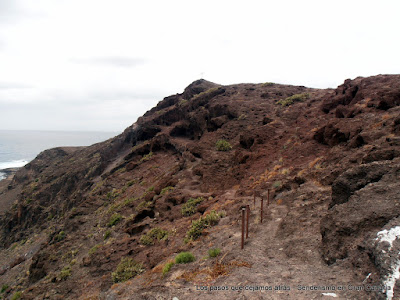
left=89, top=244, right=101, bottom=256
left=106, top=188, right=120, bottom=200
left=216, top=140, right=232, bottom=151
left=136, top=200, right=152, bottom=211
left=139, top=235, right=154, bottom=246
left=181, top=197, right=204, bottom=216
left=160, top=186, right=174, bottom=195
left=191, top=87, right=219, bottom=100
left=127, top=180, right=136, bottom=186
left=162, top=261, right=175, bottom=276
left=104, top=230, right=111, bottom=240
left=107, top=213, right=122, bottom=227
left=11, top=292, right=22, bottom=300
left=111, top=257, right=144, bottom=283
left=140, top=227, right=168, bottom=245
left=272, top=181, right=282, bottom=188
left=208, top=248, right=221, bottom=258
left=185, top=211, right=223, bottom=242
left=1, top=284, right=9, bottom=293
left=140, top=152, right=153, bottom=162
left=277, top=93, right=309, bottom=106
left=60, top=266, right=71, bottom=280
left=55, top=231, right=66, bottom=242
left=263, top=82, right=274, bottom=86
left=175, top=252, right=195, bottom=264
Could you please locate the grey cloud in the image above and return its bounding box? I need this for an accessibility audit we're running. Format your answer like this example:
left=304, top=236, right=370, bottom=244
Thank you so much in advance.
left=70, top=56, right=147, bottom=68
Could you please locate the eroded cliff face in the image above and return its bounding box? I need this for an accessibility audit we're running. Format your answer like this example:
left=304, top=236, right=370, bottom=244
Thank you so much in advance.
left=0, top=75, right=399, bottom=299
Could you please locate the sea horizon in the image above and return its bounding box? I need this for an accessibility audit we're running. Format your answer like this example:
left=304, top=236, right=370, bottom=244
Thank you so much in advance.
left=0, top=129, right=119, bottom=180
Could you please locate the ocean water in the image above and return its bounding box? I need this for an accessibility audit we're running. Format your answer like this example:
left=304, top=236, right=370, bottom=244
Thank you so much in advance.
left=0, top=130, right=118, bottom=181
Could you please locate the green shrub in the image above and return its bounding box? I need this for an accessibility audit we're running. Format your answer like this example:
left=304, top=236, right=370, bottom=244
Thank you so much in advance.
left=160, top=186, right=174, bottom=195
left=136, top=200, right=152, bottom=211
left=106, top=188, right=120, bottom=200
left=104, top=230, right=111, bottom=240
left=127, top=180, right=136, bottom=187
left=208, top=248, right=221, bottom=258
left=107, top=213, right=122, bottom=227
left=11, top=292, right=22, bottom=300
left=276, top=93, right=309, bottom=106
left=139, top=234, right=154, bottom=246
left=185, top=211, right=223, bottom=243
left=60, top=265, right=71, bottom=280
left=216, top=140, right=232, bottom=151
left=111, top=257, right=144, bottom=283
left=175, top=252, right=195, bottom=264
left=140, top=152, right=153, bottom=162
left=272, top=181, right=282, bottom=188
left=191, top=87, right=219, bottom=100
left=181, top=197, right=204, bottom=216
left=55, top=231, right=66, bottom=242
left=263, top=82, right=274, bottom=86
left=1, top=284, right=9, bottom=293
left=162, top=261, right=175, bottom=276
left=89, top=244, right=101, bottom=256
left=140, top=227, right=168, bottom=245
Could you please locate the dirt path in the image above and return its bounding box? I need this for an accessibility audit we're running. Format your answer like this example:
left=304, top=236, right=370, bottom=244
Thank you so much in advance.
left=107, top=186, right=375, bottom=300
left=188, top=198, right=372, bottom=300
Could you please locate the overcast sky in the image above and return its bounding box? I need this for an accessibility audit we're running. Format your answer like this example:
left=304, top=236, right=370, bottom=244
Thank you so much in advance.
left=0, top=0, right=399, bottom=132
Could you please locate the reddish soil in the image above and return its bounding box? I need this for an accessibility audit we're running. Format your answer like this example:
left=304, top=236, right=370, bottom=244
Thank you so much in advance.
left=0, top=75, right=399, bottom=299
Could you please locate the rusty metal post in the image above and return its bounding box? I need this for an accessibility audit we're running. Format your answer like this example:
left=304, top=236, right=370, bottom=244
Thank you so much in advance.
left=246, top=205, right=250, bottom=238
left=267, top=189, right=270, bottom=206
left=241, top=207, right=246, bottom=249
left=261, top=196, right=264, bottom=223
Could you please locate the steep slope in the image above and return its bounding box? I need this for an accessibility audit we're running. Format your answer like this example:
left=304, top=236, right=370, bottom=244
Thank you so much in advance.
left=0, top=75, right=399, bottom=299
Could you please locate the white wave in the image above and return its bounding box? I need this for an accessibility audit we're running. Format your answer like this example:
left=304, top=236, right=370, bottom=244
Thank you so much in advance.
left=0, top=159, right=29, bottom=170
left=0, top=172, right=5, bottom=181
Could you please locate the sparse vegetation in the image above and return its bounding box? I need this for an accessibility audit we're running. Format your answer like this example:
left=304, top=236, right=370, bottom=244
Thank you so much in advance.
left=162, top=261, right=175, bottom=276
left=111, top=258, right=144, bottom=283
left=127, top=180, right=136, bottom=187
left=140, top=227, right=168, bottom=245
left=104, top=230, right=111, bottom=240
left=107, top=213, right=122, bottom=227
left=208, top=248, right=221, bottom=258
left=140, top=152, right=153, bottom=163
left=89, top=244, right=101, bottom=256
left=191, top=87, right=219, bottom=100
left=55, top=231, right=66, bottom=242
left=11, top=291, right=22, bottom=300
left=136, top=200, right=152, bottom=211
left=181, top=197, right=204, bottom=216
left=175, top=252, right=195, bottom=264
left=272, top=181, right=282, bottom=189
left=216, top=140, right=232, bottom=151
left=238, top=114, right=247, bottom=120
left=160, top=186, right=174, bottom=195
left=263, top=82, right=274, bottom=86
left=1, top=284, right=9, bottom=293
left=59, top=265, right=71, bottom=280
left=106, top=188, right=120, bottom=200
left=185, top=211, right=223, bottom=243
left=277, top=93, right=309, bottom=106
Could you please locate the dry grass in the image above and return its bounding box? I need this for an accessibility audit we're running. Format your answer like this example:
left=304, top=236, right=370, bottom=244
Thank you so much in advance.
left=179, top=259, right=252, bottom=283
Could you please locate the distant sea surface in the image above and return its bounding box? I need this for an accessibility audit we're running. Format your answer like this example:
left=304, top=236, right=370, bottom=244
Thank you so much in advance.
left=0, top=130, right=118, bottom=181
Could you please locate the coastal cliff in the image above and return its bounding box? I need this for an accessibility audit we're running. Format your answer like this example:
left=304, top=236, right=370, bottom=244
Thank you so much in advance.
left=0, top=75, right=400, bottom=299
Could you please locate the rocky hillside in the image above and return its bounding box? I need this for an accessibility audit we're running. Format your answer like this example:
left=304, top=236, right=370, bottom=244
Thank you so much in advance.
left=0, top=75, right=399, bottom=299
